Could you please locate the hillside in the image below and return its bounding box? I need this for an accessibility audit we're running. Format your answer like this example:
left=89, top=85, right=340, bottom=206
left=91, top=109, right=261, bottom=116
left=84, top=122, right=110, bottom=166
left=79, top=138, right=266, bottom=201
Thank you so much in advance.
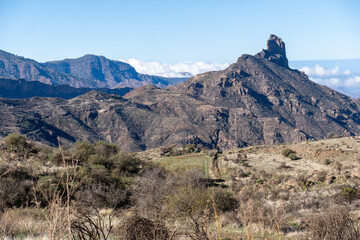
left=0, top=77, right=133, bottom=99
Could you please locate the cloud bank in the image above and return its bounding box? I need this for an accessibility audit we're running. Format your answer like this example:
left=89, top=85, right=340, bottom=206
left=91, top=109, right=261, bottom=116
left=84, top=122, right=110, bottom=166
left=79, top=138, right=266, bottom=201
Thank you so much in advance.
left=120, top=58, right=230, bottom=78
left=300, top=65, right=360, bottom=87
left=299, top=64, right=360, bottom=98
left=120, top=58, right=360, bottom=98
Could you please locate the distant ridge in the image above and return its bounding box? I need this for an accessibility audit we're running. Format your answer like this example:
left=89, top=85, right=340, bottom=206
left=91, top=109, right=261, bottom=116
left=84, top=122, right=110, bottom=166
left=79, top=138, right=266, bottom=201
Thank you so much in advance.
left=0, top=77, right=133, bottom=99
left=0, top=50, right=188, bottom=89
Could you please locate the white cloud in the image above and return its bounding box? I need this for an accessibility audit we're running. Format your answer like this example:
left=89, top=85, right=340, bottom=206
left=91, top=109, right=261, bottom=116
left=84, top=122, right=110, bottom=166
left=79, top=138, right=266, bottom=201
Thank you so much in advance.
left=300, top=65, right=343, bottom=77
left=300, top=65, right=360, bottom=88
left=120, top=58, right=230, bottom=78
left=344, top=76, right=360, bottom=87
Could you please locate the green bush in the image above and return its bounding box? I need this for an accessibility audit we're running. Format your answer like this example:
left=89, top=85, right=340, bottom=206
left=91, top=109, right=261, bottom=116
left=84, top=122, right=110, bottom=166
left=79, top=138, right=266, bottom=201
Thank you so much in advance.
left=281, top=148, right=294, bottom=157
left=94, top=141, right=118, bottom=157
left=74, top=141, right=95, bottom=163
left=288, top=153, right=298, bottom=160
left=4, top=134, right=29, bottom=154
left=87, top=164, right=111, bottom=184
left=110, top=152, right=142, bottom=176
left=88, top=154, right=111, bottom=168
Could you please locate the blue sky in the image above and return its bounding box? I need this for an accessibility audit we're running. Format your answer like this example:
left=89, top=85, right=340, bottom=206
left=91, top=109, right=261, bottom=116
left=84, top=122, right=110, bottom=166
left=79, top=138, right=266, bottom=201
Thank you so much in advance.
left=0, top=0, right=359, bottom=63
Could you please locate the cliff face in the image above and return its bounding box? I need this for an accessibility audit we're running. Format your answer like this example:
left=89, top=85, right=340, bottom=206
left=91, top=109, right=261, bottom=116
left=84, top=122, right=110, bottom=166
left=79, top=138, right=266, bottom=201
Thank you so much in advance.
left=1, top=35, right=360, bottom=151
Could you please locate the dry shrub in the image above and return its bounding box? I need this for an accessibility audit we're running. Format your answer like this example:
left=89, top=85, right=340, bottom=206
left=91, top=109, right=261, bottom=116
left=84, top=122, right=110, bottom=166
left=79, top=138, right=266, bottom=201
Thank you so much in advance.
left=0, top=208, right=44, bottom=239
left=116, top=215, right=169, bottom=240
left=75, top=184, right=130, bottom=209
left=238, top=198, right=285, bottom=233
left=132, top=167, right=169, bottom=219
left=51, top=150, right=74, bottom=166
left=70, top=202, right=114, bottom=240
left=307, top=206, right=360, bottom=240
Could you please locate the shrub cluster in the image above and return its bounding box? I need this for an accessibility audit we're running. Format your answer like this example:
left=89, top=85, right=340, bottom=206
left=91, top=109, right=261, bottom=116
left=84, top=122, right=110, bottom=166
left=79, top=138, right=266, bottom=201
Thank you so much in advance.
left=0, top=136, right=144, bottom=210
left=281, top=148, right=298, bottom=160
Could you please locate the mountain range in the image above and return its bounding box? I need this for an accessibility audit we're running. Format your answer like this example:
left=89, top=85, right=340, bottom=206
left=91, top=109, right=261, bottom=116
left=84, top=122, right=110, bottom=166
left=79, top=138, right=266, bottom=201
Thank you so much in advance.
left=1, top=35, right=360, bottom=151
left=0, top=50, right=187, bottom=89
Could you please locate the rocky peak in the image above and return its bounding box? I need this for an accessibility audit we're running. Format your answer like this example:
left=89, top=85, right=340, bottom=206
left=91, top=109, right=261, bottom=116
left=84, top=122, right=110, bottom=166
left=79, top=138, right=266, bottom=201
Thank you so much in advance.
left=255, top=34, right=289, bottom=68
left=267, top=34, right=286, bottom=55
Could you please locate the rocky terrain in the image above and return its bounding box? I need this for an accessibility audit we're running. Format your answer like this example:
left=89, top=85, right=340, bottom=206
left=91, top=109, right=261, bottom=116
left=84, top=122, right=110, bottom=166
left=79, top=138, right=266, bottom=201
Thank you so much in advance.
left=0, top=50, right=187, bottom=88
left=0, top=77, right=133, bottom=99
left=1, top=35, right=360, bottom=151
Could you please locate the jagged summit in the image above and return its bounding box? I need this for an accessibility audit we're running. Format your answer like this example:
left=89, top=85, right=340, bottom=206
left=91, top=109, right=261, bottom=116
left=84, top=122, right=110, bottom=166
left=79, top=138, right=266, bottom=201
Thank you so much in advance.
left=255, top=34, right=289, bottom=68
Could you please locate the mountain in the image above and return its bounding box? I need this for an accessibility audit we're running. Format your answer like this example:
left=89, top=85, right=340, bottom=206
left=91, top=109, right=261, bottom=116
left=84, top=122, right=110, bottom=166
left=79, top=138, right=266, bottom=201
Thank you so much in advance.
left=1, top=35, right=360, bottom=151
left=0, top=50, right=187, bottom=88
left=0, top=50, right=84, bottom=87
left=43, top=55, right=187, bottom=88
left=0, top=77, right=133, bottom=99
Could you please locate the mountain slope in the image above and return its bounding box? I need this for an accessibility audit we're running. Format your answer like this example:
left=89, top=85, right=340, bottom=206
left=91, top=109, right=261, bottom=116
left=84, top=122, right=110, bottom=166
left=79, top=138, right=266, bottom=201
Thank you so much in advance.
left=0, top=50, right=84, bottom=87
left=126, top=35, right=360, bottom=148
left=0, top=77, right=133, bottom=99
left=0, top=50, right=187, bottom=88
left=43, top=55, right=187, bottom=88
left=1, top=35, right=360, bottom=151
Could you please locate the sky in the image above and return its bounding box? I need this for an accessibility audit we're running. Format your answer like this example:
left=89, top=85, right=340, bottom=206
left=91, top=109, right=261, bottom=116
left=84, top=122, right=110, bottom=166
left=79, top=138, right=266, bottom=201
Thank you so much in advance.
left=0, top=0, right=359, bottom=63
left=1, top=0, right=360, bottom=97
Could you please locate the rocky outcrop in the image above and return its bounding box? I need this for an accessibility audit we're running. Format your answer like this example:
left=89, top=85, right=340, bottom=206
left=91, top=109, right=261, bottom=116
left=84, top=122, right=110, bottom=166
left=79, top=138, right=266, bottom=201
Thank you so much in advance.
left=255, top=34, right=289, bottom=68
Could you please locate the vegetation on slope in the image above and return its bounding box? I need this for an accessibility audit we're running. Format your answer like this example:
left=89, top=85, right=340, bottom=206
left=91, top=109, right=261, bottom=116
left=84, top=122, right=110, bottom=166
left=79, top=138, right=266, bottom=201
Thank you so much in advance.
left=1, top=134, right=360, bottom=239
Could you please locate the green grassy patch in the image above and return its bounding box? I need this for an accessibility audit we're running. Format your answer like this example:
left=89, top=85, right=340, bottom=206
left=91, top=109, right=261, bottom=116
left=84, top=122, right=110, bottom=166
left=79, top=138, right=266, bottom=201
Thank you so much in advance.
left=153, top=153, right=211, bottom=175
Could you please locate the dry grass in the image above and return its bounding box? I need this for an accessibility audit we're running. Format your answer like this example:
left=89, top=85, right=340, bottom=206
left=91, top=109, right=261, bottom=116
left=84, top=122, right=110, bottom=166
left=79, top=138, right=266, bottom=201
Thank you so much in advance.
left=2, top=136, right=360, bottom=239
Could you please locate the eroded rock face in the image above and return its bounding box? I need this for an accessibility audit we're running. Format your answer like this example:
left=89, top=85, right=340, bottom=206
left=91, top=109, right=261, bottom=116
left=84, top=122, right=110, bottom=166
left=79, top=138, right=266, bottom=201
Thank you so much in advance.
left=1, top=35, right=360, bottom=151
left=255, top=34, right=289, bottom=68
